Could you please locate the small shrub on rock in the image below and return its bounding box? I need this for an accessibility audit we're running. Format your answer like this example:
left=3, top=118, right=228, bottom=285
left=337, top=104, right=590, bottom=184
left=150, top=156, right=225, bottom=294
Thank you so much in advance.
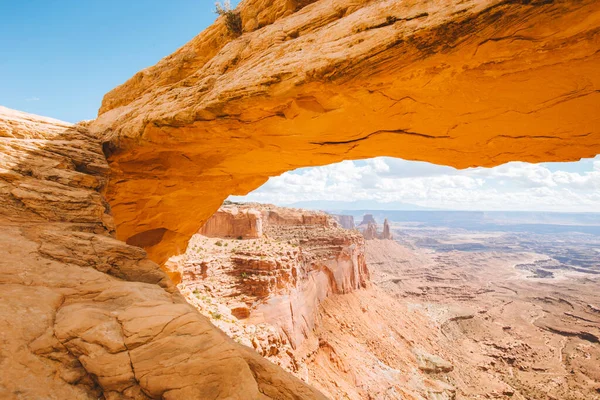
left=215, top=1, right=242, bottom=36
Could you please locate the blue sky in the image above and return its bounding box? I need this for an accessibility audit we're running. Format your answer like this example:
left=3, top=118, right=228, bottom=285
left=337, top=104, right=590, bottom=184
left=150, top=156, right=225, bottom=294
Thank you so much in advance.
left=2, top=1, right=598, bottom=211
left=0, top=0, right=236, bottom=122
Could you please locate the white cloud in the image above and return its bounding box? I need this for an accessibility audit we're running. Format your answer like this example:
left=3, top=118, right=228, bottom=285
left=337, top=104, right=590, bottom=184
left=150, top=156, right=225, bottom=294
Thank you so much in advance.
left=231, top=156, right=600, bottom=212
left=367, top=158, right=390, bottom=173
left=25, top=97, right=40, bottom=102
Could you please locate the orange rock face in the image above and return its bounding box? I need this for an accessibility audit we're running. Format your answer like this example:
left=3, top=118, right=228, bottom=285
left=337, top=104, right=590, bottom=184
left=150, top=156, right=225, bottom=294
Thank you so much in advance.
left=90, top=0, right=600, bottom=264
left=0, top=107, right=325, bottom=400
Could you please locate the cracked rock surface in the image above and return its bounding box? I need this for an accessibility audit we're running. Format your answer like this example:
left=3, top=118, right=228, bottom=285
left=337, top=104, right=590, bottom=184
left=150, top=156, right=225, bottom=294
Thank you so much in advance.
left=90, top=0, right=600, bottom=264
left=0, top=106, right=325, bottom=400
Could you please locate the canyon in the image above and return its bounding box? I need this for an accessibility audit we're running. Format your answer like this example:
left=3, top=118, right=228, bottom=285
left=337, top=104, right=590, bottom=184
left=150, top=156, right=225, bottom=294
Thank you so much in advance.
left=1, top=0, right=599, bottom=398
left=172, top=205, right=600, bottom=399
left=170, top=205, right=369, bottom=382
left=170, top=204, right=461, bottom=399
left=365, top=238, right=600, bottom=400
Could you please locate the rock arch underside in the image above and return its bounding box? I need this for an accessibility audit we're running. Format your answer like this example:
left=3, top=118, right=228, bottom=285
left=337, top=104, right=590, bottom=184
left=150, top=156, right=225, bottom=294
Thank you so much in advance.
left=1, top=0, right=599, bottom=398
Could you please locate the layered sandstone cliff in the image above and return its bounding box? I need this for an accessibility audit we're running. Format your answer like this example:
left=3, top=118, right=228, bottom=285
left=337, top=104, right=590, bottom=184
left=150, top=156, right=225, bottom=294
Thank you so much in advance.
left=199, top=204, right=263, bottom=239
left=331, top=214, right=355, bottom=229
left=172, top=204, right=463, bottom=399
left=0, top=107, right=325, bottom=400
left=171, top=204, right=369, bottom=379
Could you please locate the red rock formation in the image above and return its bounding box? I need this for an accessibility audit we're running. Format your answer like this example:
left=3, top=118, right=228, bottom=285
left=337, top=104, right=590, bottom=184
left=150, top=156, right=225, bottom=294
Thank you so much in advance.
left=200, top=205, right=263, bottom=238
left=331, top=214, right=355, bottom=229
left=362, top=222, right=378, bottom=240
left=174, top=203, right=369, bottom=378
left=2, top=0, right=600, bottom=396
left=265, top=207, right=334, bottom=227
left=358, top=214, right=376, bottom=227
left=382, top=218, right=392, bottom=240
left=0, top=107, right=325, bottom=400
left=90, top=0, right=600, bottom=265
left=359, top=217, right=393, bottom=240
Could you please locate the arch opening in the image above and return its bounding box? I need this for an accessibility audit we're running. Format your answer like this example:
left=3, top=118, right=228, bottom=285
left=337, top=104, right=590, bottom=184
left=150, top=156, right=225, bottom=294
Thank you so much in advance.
left=166, top=156, right=600, bottom=399
left=92, top=0, right=600, bottom=264
left=85, top=0, right=600, bottom=396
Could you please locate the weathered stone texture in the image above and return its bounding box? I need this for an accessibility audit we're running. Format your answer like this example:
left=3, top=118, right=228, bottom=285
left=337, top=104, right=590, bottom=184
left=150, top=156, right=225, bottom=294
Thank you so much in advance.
left=0, top=107, right=325, bottom=400
left=91, top=0, right=600, bottom=263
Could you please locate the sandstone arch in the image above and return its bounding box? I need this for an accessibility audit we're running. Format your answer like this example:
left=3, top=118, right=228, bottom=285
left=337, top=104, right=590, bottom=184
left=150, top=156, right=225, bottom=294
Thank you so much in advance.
left=91, top=0, right=600, bottom=264
left=2, top=0, right=600, bottom=398
left=0, top=106, right=327, bottom=399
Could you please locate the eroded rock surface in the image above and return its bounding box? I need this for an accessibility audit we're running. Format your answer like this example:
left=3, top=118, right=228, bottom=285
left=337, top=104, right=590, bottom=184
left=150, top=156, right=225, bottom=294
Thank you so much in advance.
left=358, top=215, right=392, bottom=240
left=330, top=214, right=355, bottom=229
left=362, top=222, right=379, bottom=240
left=90, top=0, right=600, bottom=263
left=200, top=205, right=263, bottom=239
left=2, top=0, right=600, bottom=397
left=173, top=204, right=463, bottom=399
left=173, top=204, right=368, bottom=375
left=0, top=107, right=325, bottom=400
left=367, top=238, right=600, bottom=399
